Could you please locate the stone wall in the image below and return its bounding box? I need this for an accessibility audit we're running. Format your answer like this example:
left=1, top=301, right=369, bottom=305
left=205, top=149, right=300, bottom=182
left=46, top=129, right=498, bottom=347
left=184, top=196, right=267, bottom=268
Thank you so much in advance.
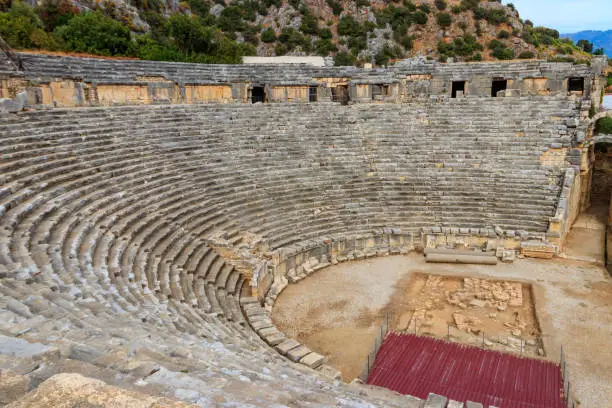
left=0, top=53, right=606, bottom=110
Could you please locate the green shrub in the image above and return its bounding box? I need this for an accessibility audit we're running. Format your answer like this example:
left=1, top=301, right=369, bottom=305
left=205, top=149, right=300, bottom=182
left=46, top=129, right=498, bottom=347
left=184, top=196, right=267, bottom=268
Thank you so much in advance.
left=334, top=51, right=356, bottom=66
left=374, top=43, right=401, bottom=66
left=278, top=27, right=311, bottom=52
left=243, top=25, right=260, bottom=45
left=595, top=117, right=612, bottom=134
left=497, top=30, right=509, bottom=39
left=36, top=0, right=77, bottom=31
left=218, top=5, right=247, bottom=32
left=400, top=34, right=413, bottom=50
left=338, top=15, right=357, bottom=36
left=453, top=34, right=483, bottom=56
left=413, top=10, right=428, bottom=25
left=518, top=50, right=535, bottom=59
left=436, top=12, right=451, bottom=27
left=319, top=27, right=332, bottom=39
left=55, top=11, right=131, bottom=55
left=418, top=4, right=430, bottom=13
left=460, top=0, right=479, bottom=11
left=261, top=27, right=276, bottom=42
left=0, top=1, right=59, bottom=49
left=437, top=35, right=483, bottom=60
left=299, top=13, right=319, bottom=35
left=451, top=5, right=462, bottom=13
left=488, top=38, right=514, bottom=60
left=326, top=0, right=342, bottom=15
left=274, top=42, right=287, bottom=55
left=606, top=73, right=612, bottom=87
left=491, top=46, right=514, bottom=60
left=474, top=7, right=507, bottom=25
left=314, top=38, right=336, bottom=55
left=356, top=0, right=370, bottom=7
left=402, top=0, right=416, bottom=12
left=576, top=39, right=593, bottom=53
left=469, top=52, right=483, bottom=61
left=434, top=0, right=446, bottom=11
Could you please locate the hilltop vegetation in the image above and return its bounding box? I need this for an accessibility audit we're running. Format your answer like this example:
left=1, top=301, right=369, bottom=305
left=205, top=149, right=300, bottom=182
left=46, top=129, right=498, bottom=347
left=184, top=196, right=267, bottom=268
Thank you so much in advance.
left=563, top=30, right=612, bottom=57
left=0, top=0, right=594, bottom=65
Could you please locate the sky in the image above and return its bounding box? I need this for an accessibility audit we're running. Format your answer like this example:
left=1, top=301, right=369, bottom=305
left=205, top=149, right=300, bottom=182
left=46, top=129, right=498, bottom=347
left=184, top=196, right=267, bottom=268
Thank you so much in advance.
left=503, top=0, right=612, bottom=33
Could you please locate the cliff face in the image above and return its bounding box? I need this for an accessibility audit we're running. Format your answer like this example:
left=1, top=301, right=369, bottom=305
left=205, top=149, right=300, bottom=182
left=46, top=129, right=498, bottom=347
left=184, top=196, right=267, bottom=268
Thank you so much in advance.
left=251, top=0, right=538, bottom=61
left=11, top=0, right=589, bottom=64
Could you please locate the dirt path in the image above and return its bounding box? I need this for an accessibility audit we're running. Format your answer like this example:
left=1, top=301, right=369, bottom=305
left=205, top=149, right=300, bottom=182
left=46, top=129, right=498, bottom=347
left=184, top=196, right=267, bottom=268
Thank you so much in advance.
left=272, top=253, right=612, bottom=407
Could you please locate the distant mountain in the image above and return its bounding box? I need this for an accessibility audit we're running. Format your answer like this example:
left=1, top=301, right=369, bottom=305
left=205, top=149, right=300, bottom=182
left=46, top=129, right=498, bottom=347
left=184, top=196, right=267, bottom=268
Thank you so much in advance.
left=562, top=30, right=612, bottom=56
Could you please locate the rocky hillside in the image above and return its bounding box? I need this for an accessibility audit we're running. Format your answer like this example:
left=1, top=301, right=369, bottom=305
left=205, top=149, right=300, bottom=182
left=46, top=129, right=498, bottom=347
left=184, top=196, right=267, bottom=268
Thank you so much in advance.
left=2, top=0, right=592, bottom=65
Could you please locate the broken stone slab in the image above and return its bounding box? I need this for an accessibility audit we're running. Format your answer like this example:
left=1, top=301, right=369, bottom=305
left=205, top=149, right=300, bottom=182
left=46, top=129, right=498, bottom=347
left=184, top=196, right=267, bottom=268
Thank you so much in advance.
left=249, top=318, right=274, bottom=331
left=13, top=372, right=191, bottom=407
left=502, top=249, right=516, bottom=263
left=465, top=402, right=484, bottom=408
left=286, top=345, right=311, bottom=362
left=0, top=370, right=29, bottom=405
left=317, top=364, right=342, bottom=380
left=239, top=296, right=259, bottom=305
left=424, top=393, right=447, bottom=408
left=299, top=352, right=325, bottom=369
left=261, top=331, right=285, bottom=346
left=5, top=298, right=33, bottom=318
left=274, top=339, right=301, bottom=356
left=469, top=299, right=487, bottom=308
left=0, top=98, right=21, bottom=113
left=68, top=343, right=105, bottom=364
left=447, top=401, right=465, bottom=408
left=0, top=335, right=59, bottom=361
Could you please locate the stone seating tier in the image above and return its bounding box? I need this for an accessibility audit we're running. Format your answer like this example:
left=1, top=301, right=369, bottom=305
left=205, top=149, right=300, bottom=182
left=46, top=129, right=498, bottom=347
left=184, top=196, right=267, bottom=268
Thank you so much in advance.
left=0, top=98, right=577, bottom=406
left=14, top=53, right=593, bottom=85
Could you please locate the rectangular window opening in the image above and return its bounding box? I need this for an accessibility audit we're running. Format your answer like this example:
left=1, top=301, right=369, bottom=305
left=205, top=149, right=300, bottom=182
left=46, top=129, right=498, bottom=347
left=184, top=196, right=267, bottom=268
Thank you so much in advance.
left=451, top=81, right=466, bottom=98
left=331, top=85, right=349, bottom=105
left=251, top=86, right=265, bottom=103
left=568, top=77, right=584, bottom=94
left=309, top=86, right=317, bottom=103
left=491, top=79, right=507, bottom=97
left=371, top=84, right=390, bottom=100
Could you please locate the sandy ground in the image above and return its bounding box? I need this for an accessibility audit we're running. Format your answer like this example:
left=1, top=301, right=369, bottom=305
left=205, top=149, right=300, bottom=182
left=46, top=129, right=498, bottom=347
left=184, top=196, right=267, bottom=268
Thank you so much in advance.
left=272, top=254, right=612, bottom=407
left=565, top=202, right=607, bottom=264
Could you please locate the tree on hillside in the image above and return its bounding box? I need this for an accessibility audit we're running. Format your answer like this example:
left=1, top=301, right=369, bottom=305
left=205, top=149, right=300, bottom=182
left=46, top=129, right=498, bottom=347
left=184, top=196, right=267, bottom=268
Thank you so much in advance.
left=576, top=39, right=593, bottom=53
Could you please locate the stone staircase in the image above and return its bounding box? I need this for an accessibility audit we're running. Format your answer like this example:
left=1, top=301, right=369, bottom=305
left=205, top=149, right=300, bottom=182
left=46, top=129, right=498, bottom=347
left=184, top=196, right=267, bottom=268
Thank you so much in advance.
left=0, top=99, right=577, bottom=406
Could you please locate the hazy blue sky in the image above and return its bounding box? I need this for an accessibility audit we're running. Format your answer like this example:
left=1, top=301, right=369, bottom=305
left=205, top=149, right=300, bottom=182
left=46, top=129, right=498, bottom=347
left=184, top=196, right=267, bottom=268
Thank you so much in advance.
left=503, top=0, right=612, bottom=33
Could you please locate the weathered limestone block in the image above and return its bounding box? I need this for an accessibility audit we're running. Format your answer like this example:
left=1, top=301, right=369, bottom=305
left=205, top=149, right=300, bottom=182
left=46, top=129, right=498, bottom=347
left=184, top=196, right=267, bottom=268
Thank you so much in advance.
left=286, top=345, right=311, bottom=362
left=6, top=373, right=193, bottom=407
left=0, top=335, right=59, bottom=361
left=0, top=371, right=29, bottom=405
left=424, top=393, right=448, bottom=408
left=0, top=97, right=21, bottom=113
left=275, top=339, right=301, bottom=356
left=299, top=352, right=325, bottom=369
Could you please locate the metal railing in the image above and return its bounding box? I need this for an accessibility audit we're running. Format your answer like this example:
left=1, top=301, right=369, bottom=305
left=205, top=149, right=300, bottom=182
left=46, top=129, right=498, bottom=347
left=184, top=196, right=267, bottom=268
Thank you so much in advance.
left=358, top=312, right=393, bottom=382
left=561, top=346, right=575, bottom=408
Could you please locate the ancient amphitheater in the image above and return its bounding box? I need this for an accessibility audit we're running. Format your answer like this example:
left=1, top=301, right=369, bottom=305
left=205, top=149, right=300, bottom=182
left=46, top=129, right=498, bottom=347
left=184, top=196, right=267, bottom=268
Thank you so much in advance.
left=1, top=43, right=611, bottom=408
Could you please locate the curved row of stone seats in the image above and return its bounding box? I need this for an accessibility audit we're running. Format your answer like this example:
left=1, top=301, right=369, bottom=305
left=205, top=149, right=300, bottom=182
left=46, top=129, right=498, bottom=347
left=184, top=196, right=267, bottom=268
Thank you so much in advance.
left=15, top=53, right=594, bottom=87
left=0, top=98, right=576, bottom=404
left=16, top=53, right=359, bottom=84
left=0, top=276, right=421, bottom=406
left=1, top=99, right=574, bottom=258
